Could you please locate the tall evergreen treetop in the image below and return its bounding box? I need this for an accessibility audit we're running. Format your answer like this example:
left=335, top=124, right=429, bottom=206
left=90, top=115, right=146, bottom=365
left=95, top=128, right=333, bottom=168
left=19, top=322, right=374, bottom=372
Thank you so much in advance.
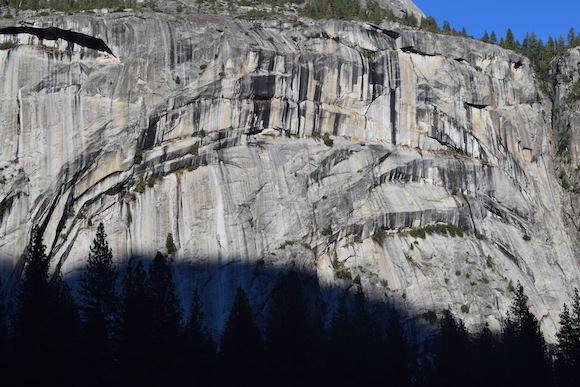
left=77, top=222, right=118, bottom=385
left=556, top=289, right=580, bottom=386
left=501, top=283, right=550, bottom=386
left=149, top=251, right=183, bottom=332
left=385, top=307, right=412, bottom=387
left=221, top=287, right=262, bottom=357
left=12, top=226, right=55, bottom=385
left=14, top=226, right=51, bottom=340
left=434, top=312, right=472, bottom=387
left=147, top=252, right=184, bottom=384
left=79, top=222, right=117, bottom=321
left=187, top=288, right=213, bottom=350
left=20, top=225, right=50, bottom=300
left=185, top=288, right=216, bottom=384
left=501, top=27, right=519, bottom=51
left=118, top=259, right=153, bottom=385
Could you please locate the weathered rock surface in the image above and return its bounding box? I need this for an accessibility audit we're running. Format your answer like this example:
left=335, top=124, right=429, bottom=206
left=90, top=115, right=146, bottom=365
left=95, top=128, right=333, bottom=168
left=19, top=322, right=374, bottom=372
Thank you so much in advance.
left=550, top=47, right=580, bottom=292
left=0, top=10, right=578, bottom=341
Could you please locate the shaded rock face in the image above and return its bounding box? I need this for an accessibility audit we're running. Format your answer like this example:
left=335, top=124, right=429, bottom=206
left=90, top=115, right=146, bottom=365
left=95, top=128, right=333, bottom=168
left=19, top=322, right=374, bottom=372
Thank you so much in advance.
left=552, top=49, right=580, bottom=236
left=0, top=12, right=578, bottom=340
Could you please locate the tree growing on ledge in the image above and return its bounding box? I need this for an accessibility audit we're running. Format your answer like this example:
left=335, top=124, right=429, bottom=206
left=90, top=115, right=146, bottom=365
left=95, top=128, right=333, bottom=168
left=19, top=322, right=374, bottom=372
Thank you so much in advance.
left=166, top=232, right=177, bottom=254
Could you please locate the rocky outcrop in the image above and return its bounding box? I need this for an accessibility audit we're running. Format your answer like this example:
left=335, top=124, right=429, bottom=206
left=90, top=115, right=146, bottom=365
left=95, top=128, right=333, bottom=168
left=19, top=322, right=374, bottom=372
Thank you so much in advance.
left=0, top=11, right=578, bottom=341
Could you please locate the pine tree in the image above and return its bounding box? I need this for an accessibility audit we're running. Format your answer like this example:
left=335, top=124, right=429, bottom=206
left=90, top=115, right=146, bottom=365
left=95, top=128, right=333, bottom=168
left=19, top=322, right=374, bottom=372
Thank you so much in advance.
left=266, top=270, right=320, bottom=385
left=568, top=28, right=578, bottom=47
left=501, top=28, right=519, bottom=50
left=556, top=304, right=577, bottom=386
left=472, top=324, right=500, bottom=387
left=327, top=301, right=356, bottom=385
left=501, top=283, right=550, bottom=386
left=184, top=288, right=215, bottom=384
left=148, top=252, right=184, bottom=384
left=118, top=260, right=152, bottom=385
left=556, top=289, right=580, bottom=386
left=433, top=312, right=472, bottom=387
left=78, top=222, right=118, bottom=384
left=547, top=36, right=556, bottom=58
left=421, top=16, right=439, bottom=33
left=442, top=20, right=451, bottom=34
left=46, top=271, right=81, bottom=387
left=220, top=286, right=263, bottom=385
left=11, top=226, right=52, bottom=385
left=490, top=31, right=498, bottom=44
left=572, top=289, right=580, bottom=384
left=385, top=307, right=412, bottom=387
left=556, top=35, right=567, bottom=53
left=481, top=31, right=490, bottom=43
left=350, top=286, right=384, bottom=385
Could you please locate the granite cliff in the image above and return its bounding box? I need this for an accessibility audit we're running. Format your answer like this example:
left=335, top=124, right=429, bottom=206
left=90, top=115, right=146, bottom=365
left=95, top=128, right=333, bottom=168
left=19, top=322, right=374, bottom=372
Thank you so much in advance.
left=0, top=7, right=578, bottom=341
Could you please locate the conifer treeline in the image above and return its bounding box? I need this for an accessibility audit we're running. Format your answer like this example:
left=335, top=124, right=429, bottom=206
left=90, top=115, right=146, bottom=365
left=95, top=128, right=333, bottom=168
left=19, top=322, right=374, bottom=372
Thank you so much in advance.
left=0, top=224, right=580, bottom=386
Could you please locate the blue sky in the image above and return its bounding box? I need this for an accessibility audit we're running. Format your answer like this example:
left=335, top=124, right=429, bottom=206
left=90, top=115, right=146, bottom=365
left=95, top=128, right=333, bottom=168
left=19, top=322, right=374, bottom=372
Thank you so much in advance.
left=413, top=0, right=580, bottom=43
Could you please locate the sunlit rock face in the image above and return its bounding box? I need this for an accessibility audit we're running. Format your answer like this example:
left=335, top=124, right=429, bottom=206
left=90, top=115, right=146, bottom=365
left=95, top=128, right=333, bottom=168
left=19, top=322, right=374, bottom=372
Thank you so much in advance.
left=369, top=0, right=425, bottom=18
left=0, top=11, right=578, bottom=341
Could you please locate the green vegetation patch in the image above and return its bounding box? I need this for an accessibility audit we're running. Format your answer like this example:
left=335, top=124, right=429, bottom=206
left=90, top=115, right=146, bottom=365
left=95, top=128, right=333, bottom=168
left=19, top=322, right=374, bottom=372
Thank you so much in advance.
left=410, top=223, right=465, bottom=239
left=0, top=42, right=15, bottom=50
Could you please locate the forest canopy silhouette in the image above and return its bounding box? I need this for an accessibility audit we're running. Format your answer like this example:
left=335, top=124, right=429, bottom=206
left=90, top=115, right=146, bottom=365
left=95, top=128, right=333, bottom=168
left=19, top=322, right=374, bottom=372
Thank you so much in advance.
left=0, top=224, right=579, bottom=386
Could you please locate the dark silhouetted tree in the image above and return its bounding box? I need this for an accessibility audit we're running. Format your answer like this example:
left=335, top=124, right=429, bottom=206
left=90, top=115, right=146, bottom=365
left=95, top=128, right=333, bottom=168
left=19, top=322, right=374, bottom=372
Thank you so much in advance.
left=118, top=259, right=152, bottom=385
left=385, top=307, right=412, bottom=387
left=184, top=288, right=215, bottom=384
left=471, top=323, right=500, bottom=387
left=266, top=270, right=321, bottom=385
left=556, top=304, right=577, bottom=386
left=78, top=222, right=118, bottom=384
left=327, top=301, right=356, bottom=385
left=220, top=286, right=263, bottom=385
left=148, top=252, right=184, bottom=384
left=11, top=226, right=52, bottom=385
left=555, top=289, right=580, bottom=387
left=500, top=283, right=550, bottom=386
left=433, top=311, right=472, bottom=387
left=350, top=286, right=384, bottom=385
left=46, top=271, right=81, bottom=387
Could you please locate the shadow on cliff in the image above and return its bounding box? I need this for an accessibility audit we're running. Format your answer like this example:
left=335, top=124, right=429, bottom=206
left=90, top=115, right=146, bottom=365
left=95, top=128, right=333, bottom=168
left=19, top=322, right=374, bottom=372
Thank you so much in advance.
left=0, top=26, right=114, bottom=56
left=0, top=254, right=438, bottom=387
left=62, top=255, right=437, bottom=352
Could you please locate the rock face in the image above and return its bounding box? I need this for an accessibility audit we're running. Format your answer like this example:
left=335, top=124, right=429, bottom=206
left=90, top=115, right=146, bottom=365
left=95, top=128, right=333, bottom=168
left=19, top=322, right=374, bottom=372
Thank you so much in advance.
left=551, top=48, right=580, bottom=241
left=373, top=0, right=425, bottom=18
left=0, top=10, right=578, bottom=341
